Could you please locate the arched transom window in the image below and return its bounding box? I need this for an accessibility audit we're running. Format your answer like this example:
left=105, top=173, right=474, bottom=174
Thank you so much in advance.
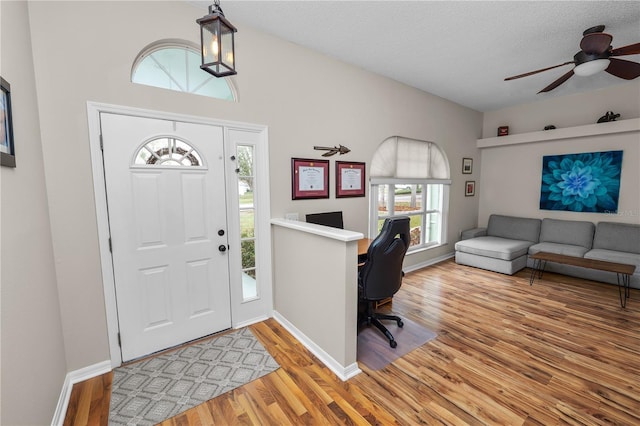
left=131, top=40, right=237, bottom=101
left=134, top=137, right=203, bottom=167
left=370, top=136, right=451, bottom=252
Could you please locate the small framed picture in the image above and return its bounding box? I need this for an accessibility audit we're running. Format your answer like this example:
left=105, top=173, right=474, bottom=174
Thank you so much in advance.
left=462, top=158, right=473, bottom=174
left=291, top=158, right=330, bottom=200
left=1, top=77, right=16, bottom=168
left=497, top=126, right=509, bottom=137
left=336, top=161, right=366, bottom=198
left=465, top=181, right=476, bottom=197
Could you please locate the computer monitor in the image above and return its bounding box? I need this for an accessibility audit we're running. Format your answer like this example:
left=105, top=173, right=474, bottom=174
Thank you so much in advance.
left=305, top=211, right=344, bottom=229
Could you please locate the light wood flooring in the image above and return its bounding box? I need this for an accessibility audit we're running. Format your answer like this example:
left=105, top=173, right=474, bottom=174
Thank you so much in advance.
left=64, top=259, right=640, bottom=425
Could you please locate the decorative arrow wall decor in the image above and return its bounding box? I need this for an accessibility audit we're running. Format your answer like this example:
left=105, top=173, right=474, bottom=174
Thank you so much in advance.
left=313, top=145, right=351, bottom=157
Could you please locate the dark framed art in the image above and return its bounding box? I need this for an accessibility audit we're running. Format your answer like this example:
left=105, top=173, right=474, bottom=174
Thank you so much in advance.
left=465, top=181, right=475, bottom=197
left=1, top=77, right=16, bottom=168
left=540, top=150, right=623, bottom=213
left=291, top=158, right=330, bottom=200
left=462, top=157, right=473, bottom=174
left=336, top=161, right=366, bottom=198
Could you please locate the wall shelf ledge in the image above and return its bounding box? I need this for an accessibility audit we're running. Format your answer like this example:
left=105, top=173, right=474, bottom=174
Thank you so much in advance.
left=477, top=118, right=640, bottom=149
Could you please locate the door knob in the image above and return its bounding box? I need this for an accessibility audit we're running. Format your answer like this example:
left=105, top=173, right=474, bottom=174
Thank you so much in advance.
left=218, top=245, right=227, bottom=252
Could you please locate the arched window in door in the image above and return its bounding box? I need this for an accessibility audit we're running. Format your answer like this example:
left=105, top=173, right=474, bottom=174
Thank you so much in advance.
left=133, top=137, right=203, bottom=167
left=131, top=40, right=237, bottom=101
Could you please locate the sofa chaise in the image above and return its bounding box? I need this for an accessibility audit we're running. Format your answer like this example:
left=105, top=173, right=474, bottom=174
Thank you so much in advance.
left=455, top=214, right=640, bottom=289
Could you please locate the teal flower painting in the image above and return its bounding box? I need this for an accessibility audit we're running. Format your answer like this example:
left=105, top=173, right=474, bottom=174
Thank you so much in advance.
left=540, top=150, right=623, bottom=213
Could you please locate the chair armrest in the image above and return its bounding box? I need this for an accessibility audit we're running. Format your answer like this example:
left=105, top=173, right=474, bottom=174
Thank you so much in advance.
left=461, top=227, right=487, bottom=240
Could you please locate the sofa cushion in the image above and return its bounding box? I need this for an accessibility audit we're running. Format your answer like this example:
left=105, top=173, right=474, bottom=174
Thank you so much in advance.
left=486, top=215, right=541, bottom=243
left=592, top=222, right=640, bottom=254
left=584, top=249, right=640, bottom=271
left=528, top=242, right=590, bottom=258
left=455, top=251, right=527, bottom=275
left=455, top=236, right=533, bottom=261
left=539, top=218, right=594, bottom=249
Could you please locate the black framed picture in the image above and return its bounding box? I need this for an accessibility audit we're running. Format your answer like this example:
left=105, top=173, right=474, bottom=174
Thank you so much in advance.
left=1, top=77, right=16, bottom=168
left=462, top=158, right=472, bottom=174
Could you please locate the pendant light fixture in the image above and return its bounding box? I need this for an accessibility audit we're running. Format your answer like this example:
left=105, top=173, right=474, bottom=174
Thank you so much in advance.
left=197, top=0, right=237, bottom=77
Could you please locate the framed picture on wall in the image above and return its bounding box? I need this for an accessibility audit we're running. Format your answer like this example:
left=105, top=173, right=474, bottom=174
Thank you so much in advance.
left=336, top=161, right=366, bottom=198
left=1, top=77, right=16, bottom=168
left=291, top=158, right=330, bottom=200
left=465, top=181, right=475, bottom=197
left=462, top=158, right=472, bottom=174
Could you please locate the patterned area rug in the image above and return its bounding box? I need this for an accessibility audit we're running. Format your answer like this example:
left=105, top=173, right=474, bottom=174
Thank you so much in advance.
left=109, top=328, right=279, bottom=425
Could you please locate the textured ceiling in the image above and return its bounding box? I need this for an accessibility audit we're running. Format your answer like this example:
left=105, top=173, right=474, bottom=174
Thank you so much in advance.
left=190, top=1, right=640, bottom=112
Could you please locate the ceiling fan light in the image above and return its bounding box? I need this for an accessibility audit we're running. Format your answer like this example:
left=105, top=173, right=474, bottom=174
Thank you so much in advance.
left=574, top=59, right=610, bottom=77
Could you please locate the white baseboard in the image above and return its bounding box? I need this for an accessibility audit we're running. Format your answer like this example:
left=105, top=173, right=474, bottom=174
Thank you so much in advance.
left=233, top=314, right=271, bottom=330
left=272, top=311, right=361, bottom=381
left=404, top=251, right=454, bottom=273
left=51, top=360, right=112, bottom=426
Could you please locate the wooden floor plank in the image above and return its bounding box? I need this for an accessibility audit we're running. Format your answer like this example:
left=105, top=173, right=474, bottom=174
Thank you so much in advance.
left=63, top=259, right=640, bottom=425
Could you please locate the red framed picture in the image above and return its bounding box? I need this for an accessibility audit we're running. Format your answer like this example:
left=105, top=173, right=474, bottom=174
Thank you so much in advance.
left=465, top=180, right=476, bottom=197
left=336, top=161, right=366, bottom=198
left=291, top=158, right=330, bottom=200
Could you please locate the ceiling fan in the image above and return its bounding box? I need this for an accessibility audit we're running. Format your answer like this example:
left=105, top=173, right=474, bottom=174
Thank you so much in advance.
left=505, top=25, right=640, bottom=93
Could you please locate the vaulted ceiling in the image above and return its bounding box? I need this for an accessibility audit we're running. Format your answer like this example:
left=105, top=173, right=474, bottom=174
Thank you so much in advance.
left=190, top=1, right=640, bottom=112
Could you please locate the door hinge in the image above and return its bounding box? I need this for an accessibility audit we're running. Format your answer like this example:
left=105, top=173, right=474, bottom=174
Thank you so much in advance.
left=108, top=238, right=112, bottom=252
left=100, top=134, right=104, bottom=151
left=117, top=332, right=121, bottom=347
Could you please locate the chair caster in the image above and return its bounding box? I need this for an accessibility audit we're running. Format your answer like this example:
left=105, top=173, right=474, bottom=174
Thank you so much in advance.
left=397, top=320, right=404, bottom=328
left=390, top=339, right=397, bottom=348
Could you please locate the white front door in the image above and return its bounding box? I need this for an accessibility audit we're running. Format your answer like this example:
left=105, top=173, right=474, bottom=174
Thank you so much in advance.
left=101, top=113, right=231, bottom=361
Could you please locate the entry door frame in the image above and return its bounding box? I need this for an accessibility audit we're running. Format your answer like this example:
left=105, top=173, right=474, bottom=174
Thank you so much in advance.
left=87, top=102, right=272, bottom=367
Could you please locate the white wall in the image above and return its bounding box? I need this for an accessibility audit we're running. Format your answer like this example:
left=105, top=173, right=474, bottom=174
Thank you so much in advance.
left=479, top=82, right=640, bottom=227
left=483, top=81, right=640, bottom=138
left=0, top=2, right=67, bottom=424
left=27, top=0, right=482, bottom=371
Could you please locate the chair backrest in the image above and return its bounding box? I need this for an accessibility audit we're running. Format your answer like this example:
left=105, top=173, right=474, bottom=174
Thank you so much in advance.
left=359, top=216, right=411, bottom=301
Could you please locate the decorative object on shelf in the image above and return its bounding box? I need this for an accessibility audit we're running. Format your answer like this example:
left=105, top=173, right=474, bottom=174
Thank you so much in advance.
left=497, top=126, right=509, bottom=137
left=291, top=158, right=330, bottom=200
left=313, top=144, right=351, bottom=157
left=465, top=181, right=475, bottom=197
left=0, top=76, right=15, bottom=168
left=336, top=161, right=366, bottom=198
left=462, top=158, right=473, bottom=174
left=196, top=0, right=237, bottom=77
left=597, top=111, right=621, bottom=123
left=540, top=150, right=623, bottom=213
left=504, top=25, right=640, bottom=93
left=544, top=125, right=556, bottom=130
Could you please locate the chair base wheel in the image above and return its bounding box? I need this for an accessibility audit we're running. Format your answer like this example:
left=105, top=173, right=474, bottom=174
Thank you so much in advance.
left=398, top=320, right=404, bottom=328
left=390, top=340, right=397, bottom=348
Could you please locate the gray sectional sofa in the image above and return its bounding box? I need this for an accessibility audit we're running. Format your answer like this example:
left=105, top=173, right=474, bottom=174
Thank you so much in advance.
left=455, top=214, right=640, bottom=289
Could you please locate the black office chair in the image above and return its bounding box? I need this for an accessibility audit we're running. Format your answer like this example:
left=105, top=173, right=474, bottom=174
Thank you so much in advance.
left=358, top=216, right=410, bottom=348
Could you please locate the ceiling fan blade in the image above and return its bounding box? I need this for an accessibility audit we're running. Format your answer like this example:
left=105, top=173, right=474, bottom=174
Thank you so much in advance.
left=538, top=69, right=575, bottom=93
left=504, top=61, right=574, bottom=81
left=610, top=42, right=640, bottom=56
left=580, top=33, right=613, bottom=54
left=605, top=57, right=640, bottom=80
